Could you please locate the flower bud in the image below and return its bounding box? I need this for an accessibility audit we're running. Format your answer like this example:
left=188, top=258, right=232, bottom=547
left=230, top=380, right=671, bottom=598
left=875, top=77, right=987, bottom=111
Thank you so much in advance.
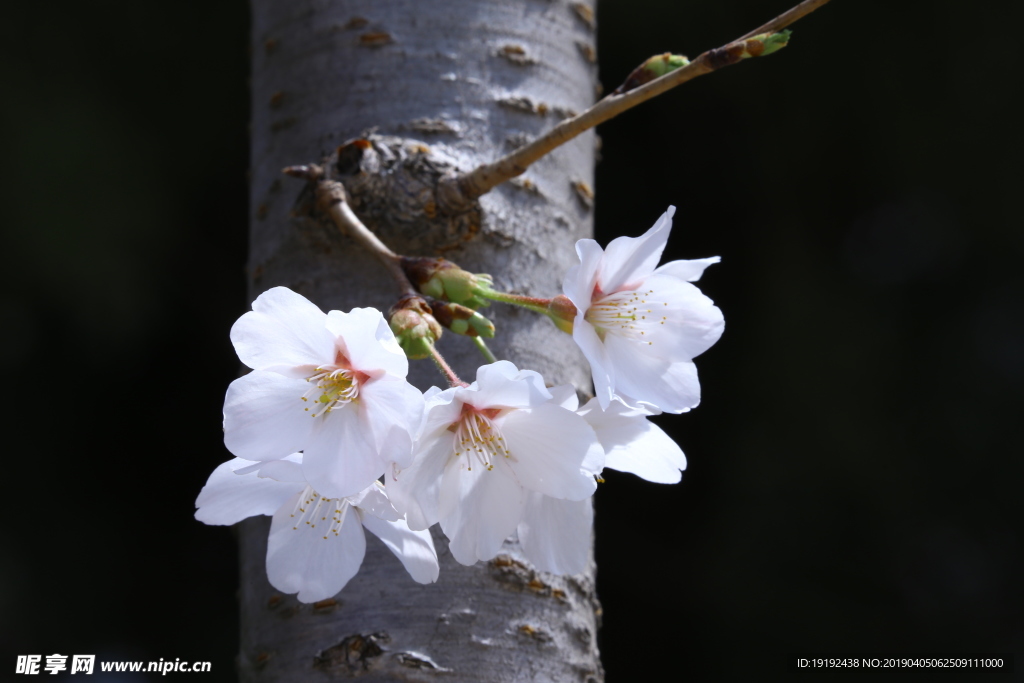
left=613, top=53, right=690, bottom=95
left=401, top=257, right=494, bottom=309
left=388, top=295, right=443, bottom=359
left=430, top=300, right=496, bottom=338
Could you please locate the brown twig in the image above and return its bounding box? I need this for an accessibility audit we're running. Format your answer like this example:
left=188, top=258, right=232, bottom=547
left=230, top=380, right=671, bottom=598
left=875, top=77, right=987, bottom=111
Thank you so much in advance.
left=455, top=0, right=831, bottom=200
left=286, top=164, right=419, bottom=296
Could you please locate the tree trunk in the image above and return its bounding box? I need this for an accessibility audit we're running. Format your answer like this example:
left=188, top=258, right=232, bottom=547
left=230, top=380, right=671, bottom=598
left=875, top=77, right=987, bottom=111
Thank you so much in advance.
left=239, top=1, right=602, bottom=681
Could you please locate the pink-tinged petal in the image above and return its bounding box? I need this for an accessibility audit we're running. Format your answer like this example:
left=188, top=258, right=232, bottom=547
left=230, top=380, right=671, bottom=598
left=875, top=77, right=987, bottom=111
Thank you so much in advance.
left=580, top=399, right=686, bottom=483
left=439, top=459, right=525, bottom=566
left=357, top=377, right=423, bottom=468
left=605, top=334, right=702, bottom=413
left=518, top=493, right=593, bottom=575
left=230, top=287, right=336, bottom=374
left=572, top=318, right=615, bottom=410
left=499, top=404, right=599, bottom=501
left=387, top=433, right=452, bottom=531
left=639, top=273, right=724, bottom=360
left=349, top=483, right=401, bottom=522
left=598, top=206, right=675, bottom=293
left=266, top=494, right=366, bottom=603
left=325, top=308, right=408, bottom=378
left=223, top=371, right=314, bottom=461
left=563, top=239, right=605, bottom=309
left=653, top=256, right=721, bottom=282
left=195, top=459, right=301, bottom=525
left=359, top=512, right=440, bottom=584
left=463, top=361, right=551, bottom=410
left=302, top=406, right=384, bottom=499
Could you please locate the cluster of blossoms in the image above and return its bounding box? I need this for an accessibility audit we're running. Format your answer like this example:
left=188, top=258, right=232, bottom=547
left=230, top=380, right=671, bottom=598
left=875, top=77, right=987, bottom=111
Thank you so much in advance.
left=197, top=206, right=724, bottom=602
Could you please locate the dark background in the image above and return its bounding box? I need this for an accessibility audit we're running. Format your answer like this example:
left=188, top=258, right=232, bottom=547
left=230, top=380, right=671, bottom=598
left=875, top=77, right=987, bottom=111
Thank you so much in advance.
left=2, top=0, right=1021, bottom=680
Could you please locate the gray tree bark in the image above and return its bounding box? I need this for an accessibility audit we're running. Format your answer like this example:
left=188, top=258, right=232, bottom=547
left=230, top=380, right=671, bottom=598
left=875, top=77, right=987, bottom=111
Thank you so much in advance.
left=240, top=1, right=602, bottom=680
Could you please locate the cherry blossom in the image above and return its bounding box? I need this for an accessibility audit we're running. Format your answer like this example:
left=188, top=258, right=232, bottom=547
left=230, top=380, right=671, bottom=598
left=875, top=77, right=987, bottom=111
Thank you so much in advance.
left=196, top=455, right=438, bottom=603
left=578, top=397, right=687, bottom=484
left=388, top=361, right=601, bottom=567
left=562, top=206, right=724, bottom=413
left=223, top=287, right=424, bottom=499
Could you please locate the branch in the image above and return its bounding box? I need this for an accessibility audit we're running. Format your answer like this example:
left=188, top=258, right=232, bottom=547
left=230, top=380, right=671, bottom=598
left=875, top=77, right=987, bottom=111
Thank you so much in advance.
left=285, top=164, right=419, bottom=296
left=454, top=0, right=831, bottom=200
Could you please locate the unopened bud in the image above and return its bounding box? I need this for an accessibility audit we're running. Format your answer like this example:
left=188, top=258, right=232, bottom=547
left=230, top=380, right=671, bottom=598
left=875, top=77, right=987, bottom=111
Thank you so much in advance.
left=388, top=295, right=442, bottom=359
left=741, top=30, right=791, bottom=58
left=430, top=300, right=496, bottom=338
left=613, top=53, right=690, bottom=95
left=546, top=295, right=577, bottom=334
left=401, top=257, right=494, bottom=309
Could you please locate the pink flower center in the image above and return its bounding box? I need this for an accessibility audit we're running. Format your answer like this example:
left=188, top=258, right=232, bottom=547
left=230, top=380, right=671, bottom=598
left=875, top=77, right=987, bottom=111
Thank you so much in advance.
left=584, top=288, right=667, bottom=344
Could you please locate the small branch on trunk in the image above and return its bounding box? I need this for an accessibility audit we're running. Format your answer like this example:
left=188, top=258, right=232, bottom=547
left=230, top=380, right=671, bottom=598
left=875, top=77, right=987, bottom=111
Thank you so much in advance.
left=284, top=164, right=418, bottom=297
left=453, top=0, right=831, bottom=201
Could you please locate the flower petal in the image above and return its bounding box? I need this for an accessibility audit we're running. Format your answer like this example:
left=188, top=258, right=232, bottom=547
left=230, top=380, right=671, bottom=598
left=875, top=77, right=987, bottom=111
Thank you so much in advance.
left=195, top=458, right=301, bottom=525
left=579, top=398, right=686, bottom=483
left=499, top=404, right=599, bottom=501
left=641, top=273, right=724, bottom=360
left=266, top=494, right=366, bottom=603
left=230, top=287, right=336, bottom=375
left=358, top=376, right=423, bottom=468
left=325, top=308, right=408, bottom=377
left=463, top=361, right=551, bottom=410
left=572, top=317, right=615, bottom=410
left=653, top=256, right=720, bottom=282
left=603, top=335, right=701, bottom=413
left=302, top=405, right=384, bottom=499
left=598, top=206, right=675, bottom=294
left=223, top=371, right=314, bottom=461
left=360, top=512, right=440, bottom=584
left=563, top=239, right=605, bottom=310
left=518, top=493, right=593, bottom=575
left=349, top=483, right=401, bottom=522
left=439, top=458, right=525, bottom=566
left=253, top=454, right=306, bottom=483
left=387, top=432, right=452, bottom=531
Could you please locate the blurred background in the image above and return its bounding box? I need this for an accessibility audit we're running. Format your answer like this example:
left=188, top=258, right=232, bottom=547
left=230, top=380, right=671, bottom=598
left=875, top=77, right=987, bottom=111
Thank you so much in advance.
left=2, top=0, right=1021, bottom=680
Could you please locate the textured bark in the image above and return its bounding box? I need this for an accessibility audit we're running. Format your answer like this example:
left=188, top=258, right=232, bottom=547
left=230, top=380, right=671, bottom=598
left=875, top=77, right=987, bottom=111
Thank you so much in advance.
left=241, top=1, right=601, bottom=680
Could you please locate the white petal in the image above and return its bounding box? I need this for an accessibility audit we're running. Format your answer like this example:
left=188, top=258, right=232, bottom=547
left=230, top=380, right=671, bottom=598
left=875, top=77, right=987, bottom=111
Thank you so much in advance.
left=563, top=239, right=605, bottom=310
left=358, top=377, right=423, bottom=468
left=360, top=512, right=439, bottom=584
left=499, top=404, right=599, bottom=501
left=230, top=287, right=336, bottom=374
left=223, top=371, right=314, bottom=461
left=466, top=361, right=551, bottom=409
left=349, top=483, right=401, bottom=522
left=266, top=494, right=366, bottom=603
left=603, top=334, right=701, bottom=414
left=195, top=458, right=301, bottom=525
left=641, top=273, right=724, bottom=360
left=580, top=399, right=686, bottom=483
left=439, top=458, right=525, bottom=566
left=418, top=388, right=463, bottom=439
left=572, top=316, right=615, bottom=410
left=598, top=206, right=675, bottom=294
left=387, top=432, right=452, bottom=531
left=325, top=308, right=408, bottom=377
left=653, top=256, right=720, bottom=282
left=302, top=405, right=384, bottom=499
left=254, top=454, right=306, bottom=483
left=547, top=384, right=579, bottom=411
left=518, top=493, right=593, bottom=575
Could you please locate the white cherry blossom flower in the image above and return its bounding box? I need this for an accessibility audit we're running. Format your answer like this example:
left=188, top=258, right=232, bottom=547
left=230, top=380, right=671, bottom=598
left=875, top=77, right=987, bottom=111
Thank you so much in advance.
left=562, top=206, right=724, bottom=413
left=388, top=361, right=601, bottom=567
left=223, top=287, right=424, bottom=499
left=195, top=455, right=438, bottom=603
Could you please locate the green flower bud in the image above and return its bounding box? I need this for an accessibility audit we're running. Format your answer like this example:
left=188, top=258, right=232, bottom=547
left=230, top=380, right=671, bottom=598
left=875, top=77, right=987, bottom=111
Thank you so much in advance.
left=388, top=296, right=442, bottom=360
left=613, top=53, right=690, bottom=95
left=401, top=257, right=495, bottom=309
left=430, top=300, right=496, bottom=338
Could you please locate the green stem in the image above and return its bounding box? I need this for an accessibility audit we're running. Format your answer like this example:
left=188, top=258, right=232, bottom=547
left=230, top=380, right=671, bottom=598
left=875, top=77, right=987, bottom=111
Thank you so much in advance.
left=472, top=337, right=498, bottom=364
left=480, top=289, right=552, bottom=315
